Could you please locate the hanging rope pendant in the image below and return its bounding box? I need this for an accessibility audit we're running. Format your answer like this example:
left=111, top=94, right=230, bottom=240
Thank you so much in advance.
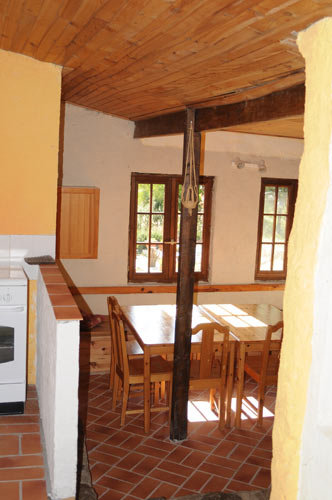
left=181, top=121, right=198, bottom=216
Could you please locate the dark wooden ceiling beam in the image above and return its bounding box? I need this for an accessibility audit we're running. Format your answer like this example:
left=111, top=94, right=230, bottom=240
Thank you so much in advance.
left=134, top=84, right=305, bottom=138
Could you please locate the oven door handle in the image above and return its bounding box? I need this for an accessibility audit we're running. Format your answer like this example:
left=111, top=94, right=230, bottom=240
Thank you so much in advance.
left=0, top=306, right=25, bottom=313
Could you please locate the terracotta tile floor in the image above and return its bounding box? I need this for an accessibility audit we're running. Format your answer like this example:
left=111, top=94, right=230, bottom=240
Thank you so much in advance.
left=0, top=386, right=48, bottom=500
left=80, top=373, right=276, bottom=500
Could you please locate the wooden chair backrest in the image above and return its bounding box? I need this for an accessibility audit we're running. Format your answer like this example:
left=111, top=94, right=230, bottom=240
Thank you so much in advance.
left=107, top=295, right=121, bottom=314
left=261, top=320, right=284, bottom=378
left=107, top=295, right=121, bottom=334
left=111, top=309, right=130, bottom=381
left=191, top=322, right=230, bottom=379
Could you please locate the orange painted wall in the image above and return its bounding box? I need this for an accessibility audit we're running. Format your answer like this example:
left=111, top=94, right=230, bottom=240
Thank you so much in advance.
left=0, top=49, right=61, bottom=235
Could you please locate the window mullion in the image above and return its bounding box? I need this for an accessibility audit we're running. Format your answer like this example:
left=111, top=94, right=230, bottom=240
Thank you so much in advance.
left=271, top=187, right=278, bottom=271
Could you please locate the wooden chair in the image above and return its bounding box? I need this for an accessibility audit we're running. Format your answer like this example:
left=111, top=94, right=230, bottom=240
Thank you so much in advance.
left=190, top=322, right=230, bottom=429
left=107, top=296, right=143, bottom=392
left=111, top=310, right=173, bottom=427
left=241, top=320, right=283, bottom=427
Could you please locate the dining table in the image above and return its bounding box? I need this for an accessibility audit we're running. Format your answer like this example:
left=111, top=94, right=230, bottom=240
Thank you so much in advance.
left=199, top=303, right=283, bottom=426
left=121, top=303, right=282, bottom=431
left=121, top=304, right=235, bottom=433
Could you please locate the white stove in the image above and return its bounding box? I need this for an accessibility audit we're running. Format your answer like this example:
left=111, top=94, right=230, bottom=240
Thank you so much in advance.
left=0, top=265, right=28, bottom=414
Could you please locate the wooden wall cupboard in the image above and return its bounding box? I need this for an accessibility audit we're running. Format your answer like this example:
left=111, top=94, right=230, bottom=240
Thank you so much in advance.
left=57, top=186, right=100, bottom=259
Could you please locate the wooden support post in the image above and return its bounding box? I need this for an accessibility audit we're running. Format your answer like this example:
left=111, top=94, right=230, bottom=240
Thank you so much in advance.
left=170, top=108, right=201, bottom=441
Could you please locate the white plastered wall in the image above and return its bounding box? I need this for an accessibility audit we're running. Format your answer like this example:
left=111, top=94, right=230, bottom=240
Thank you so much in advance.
left=36, top=271, right=79, bottom=499
left=61, top=103, right=302, bottom=313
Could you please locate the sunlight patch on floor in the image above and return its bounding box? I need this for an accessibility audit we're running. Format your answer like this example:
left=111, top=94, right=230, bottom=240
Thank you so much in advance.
left=231, top=396, right=275, bottom=420
left=187, top=396, right=275, bottom=422
left=187, top=400, right=218, bottom=422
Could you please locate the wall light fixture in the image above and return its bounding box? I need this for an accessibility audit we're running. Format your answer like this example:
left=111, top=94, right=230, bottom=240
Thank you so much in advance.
left=232, top=157, right=266, bottom=172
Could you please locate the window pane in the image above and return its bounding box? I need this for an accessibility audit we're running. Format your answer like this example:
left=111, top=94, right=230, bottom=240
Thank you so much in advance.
left=136, top=214, right=149, bottom=242
left=151, top=214, right=164, bottom=242
left=260, top=244, right=272, bottom=271
left=195, top=244, right=202, bottom=272
left=177, top=214, right=181, bottom=243
left=273, top=244, right=285, bottom=271
left=137, top=184, right=150, bottom=212
left=275, top=216, right=286, bottom=243
left=178, top=184, right=182, bottom=212
left=196, top=214, right=203, bottom=242
left=277, top=187, right=288, bottom=215
left=262, top=215, right=274, bottom=242
left=152, top=184, right=165, bottom=212
left=198, top=185, right=205, bottom=212
left=264, top=186, right=276, bottom=214
left=150, top=244, right=163, bottom=273
left=136, top=244, right=148, bottom=272
left=176, top=244, right=180, bottom=272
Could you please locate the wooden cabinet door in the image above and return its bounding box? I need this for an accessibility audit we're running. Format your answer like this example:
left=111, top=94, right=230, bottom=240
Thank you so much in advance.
left=57, top=187, right=100, bottom=259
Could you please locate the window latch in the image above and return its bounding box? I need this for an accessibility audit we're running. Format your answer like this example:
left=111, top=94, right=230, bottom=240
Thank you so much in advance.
left=164, top=240, right=177, bottom=245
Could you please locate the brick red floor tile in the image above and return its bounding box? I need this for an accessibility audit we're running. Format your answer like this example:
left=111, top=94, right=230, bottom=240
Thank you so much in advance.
left=0, top=435, right=19, bottom=455
left=96, top=474, right=133, bottom=493
left=88, top=450, right=121, bottom=466
left=213, top=439, right=238, bottom=457
left=129, top=476, right=160, bottom=498
left=228, top=444, right=253, bottom=462
left=86, top=439, right=100, bottom=451
left=0, top=467, right=45, bottom=481
left=233, top=463, right=260, bottom=483
left=201, top=475, right=229, bottom=493
left=257, top=435, right=272, bottom=450
left=116, top=452, right=145, bottom=470
left=182, top=470, right=210, bottom=491
left=0, top=424, right=40, bottom=434
left=135, top=444, right=170, bottom=459
left=132, top=455, right=160, bottom=475
left=174, top=488, right=197, bottom=497
left=252, top=448, right=272, bottom=459
left=199, top=461, right=235, bottom=479
left=0, top=455, right=44, bottom=468
left=21, top=433, right=42, bottom=454
left=166, top=446, right=192, bottom=464
left=0, top=415, right=39, bottom=425
left=182, top=450, right=208, bottom=469
left=94, top=483, right=108, bottom=498
left=151, top=481, right=178, bottom=499
left=98, top=488, right=125, bottom=500
left=22, top=480, right=47, bottom=500
left=105, top=466, right=144, bottom=484
left=246, top=454, right=271, bottom=468
left=226, top=480, right=258, bottom=491
left=90, top=462, right=112, bottom=482
left=251, top=467, right=271, bottom=488
left=144, top=437, right=176, bottom=452
left=205, top=454, right=241, bottom=470
left=95, top=442, right=129, bottom=458
left=0, top=481, right=20, bottom=500
left=150, top=467, right=185, bottom=486
left=158, top=459, right=195, bottom=477
left=180, top=438, right=216, bottom=453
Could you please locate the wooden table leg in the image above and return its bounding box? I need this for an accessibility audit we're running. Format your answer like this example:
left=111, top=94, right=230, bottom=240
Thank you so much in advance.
left=226, top=342, right=235, bottom=427
left=143, top=348, right=151, bottom=433
left=235, top=343, right=245, bottom=427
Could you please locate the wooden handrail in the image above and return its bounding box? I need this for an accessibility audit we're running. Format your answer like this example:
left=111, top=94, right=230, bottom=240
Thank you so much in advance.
left=69, top=283, right=284, bottom=295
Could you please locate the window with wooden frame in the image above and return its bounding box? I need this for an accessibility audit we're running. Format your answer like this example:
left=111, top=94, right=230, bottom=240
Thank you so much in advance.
left=255, top=178, right=298, bottom=280
left=128, top=173, right=213, bottom=283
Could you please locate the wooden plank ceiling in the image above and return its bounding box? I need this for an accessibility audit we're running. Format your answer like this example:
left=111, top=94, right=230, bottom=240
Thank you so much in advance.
left=1, top=0, right=331, bottom=138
